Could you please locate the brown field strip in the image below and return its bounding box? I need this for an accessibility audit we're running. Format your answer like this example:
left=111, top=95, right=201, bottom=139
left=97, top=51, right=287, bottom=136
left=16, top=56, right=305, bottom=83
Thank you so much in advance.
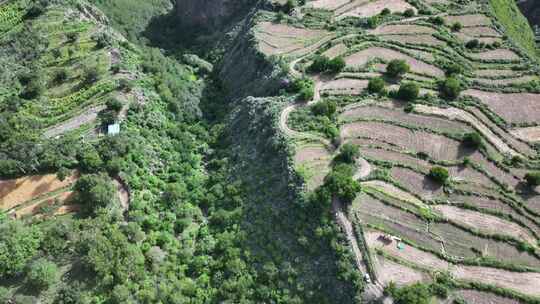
left=474, top=69, right=520, bottom=78
left=308, top=0, right=351, bottom=10
left=374, top=253, right=431, bottom=286
left=510, top=126, right=540, bottom=143
left=294, top=145, right=332, bottom=191
left=464, top=90, right=540, bottom=125
left=379, top=34, right=445, bottom=46
left=467, top=49, right=521, bottom=61
left=0, top=174, right=78, bottom=210
left=322, top=43, right=348, bottom=59
left=456, top=289, right=521, bottom=304
left=338, top=0, right=416, bottom=19
left=365, top=230, right=540, bottom=297
left=344, top=47, right=444, bottom=77
left=472, top=75, right=537, bottom=86
left=369, top=24, right=437, bottom=35
left=320, top=78, right=369, bottom=95
left=391, top=167, right=444, bottom=199
left=433, top=205, right=537, bottom=245
left=10, top=191, right=74, bottom=218
left=443, top=14, right=492, bottom=27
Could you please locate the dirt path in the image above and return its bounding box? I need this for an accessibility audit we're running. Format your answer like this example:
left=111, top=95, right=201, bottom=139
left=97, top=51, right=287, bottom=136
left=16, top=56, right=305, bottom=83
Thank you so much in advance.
left=113, top=176, right=130, bottom=211
left=353, top=157, right=372, bottom=180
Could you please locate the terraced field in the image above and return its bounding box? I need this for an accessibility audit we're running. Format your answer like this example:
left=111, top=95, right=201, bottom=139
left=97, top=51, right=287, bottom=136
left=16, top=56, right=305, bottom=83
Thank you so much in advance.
left=269, top=0, right=540, bottom=300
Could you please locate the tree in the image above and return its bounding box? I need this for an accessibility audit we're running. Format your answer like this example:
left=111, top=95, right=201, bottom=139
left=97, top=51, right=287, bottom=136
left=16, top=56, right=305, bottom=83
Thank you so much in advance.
left=324, top=164, right=361, bottom=203
left=0, top=220, right=41, bottom=277
left=397, top=82, right=419, bottom=101
left=386, top=59, right=410, bottom=78
left=78, top=148, right=104, bottom=173
left=282, top=0, right=295, bottom=13
left=299, top=86, right=314, bottom=101
left=524, top=172, right=540, bottom=187
left=444, top=63, right=463, bottom=76
left=336, top=143, right=360, bottom=163
left=368, top=77, right=385, bottom=94
left=308, top=56, right=345, bottom=74
left=466, top=39, right=480, bottom=49
left=82, top=66, right=100, bottom=85
left=106, top=98, right=123, bottom=113
left=311, top=100, right=337, bottom=118
left=429, top=16, right=445, bottom=25
left=439, top=77, right=462, bottom=100
left=393, top=283, right=432, bottom=304
left=462, top=132, right=483, bottom=148
left=403, top=8, right=415, bottom=18
left=381, top=8, right=391, bottom=16
left=27, top=258, right=58, bottom=290
left=74, top=174, right=117, bottom=214
left=451, top=22, right=463, bottom=32
left=428, top=167, right=449, bottom=184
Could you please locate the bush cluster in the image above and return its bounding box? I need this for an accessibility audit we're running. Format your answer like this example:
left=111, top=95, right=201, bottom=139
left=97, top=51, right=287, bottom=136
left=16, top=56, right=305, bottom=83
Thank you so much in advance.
left=397, top=82, right=420, bottom=101
left=386, top=59, right=410, bottom=78
left=439, top=77, right=462, bottom=100
left=308, top=56, right=346, bottom=74
left=367, top=77, right=386, bottom=94
left=311, top=100, right=337, bottom=118
left=428, top=166, right=449, bottom=184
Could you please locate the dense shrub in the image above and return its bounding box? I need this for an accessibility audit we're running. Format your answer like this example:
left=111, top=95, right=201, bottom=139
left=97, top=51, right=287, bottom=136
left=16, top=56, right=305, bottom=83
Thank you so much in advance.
left=74, top=173, right=118, bottom=214
left=397, top=82, right=420, bottom=101
left=20, top=79, right=44, bottom=99
left=0, top=220, right=42, bottom=277
left=82, top=66, right=100, bottom=85
left=439, top=77, right=462, bottom=100
left=290, top=77, right=315, bottom=101
left=428, top=167, right=449, bottom=184
left=53, top=69, right=69, bottom=84
left=524, top=172, right=540, bottom=187
left=462, top=132, right=483, bottom=148
left=392, top=283, right=431, bottom=304
left=451, top=22, right=463, bottom=32
left=444, top=63, right=463, bottom=76
left=367, top=77, right=385, bottom=93
left=386, top=59, right=410, bottom=78
left=429, top=16, right=445, bottom=25
left=106, top=98, right=123, bottom=113
left=336, top=143, right=360, bottom=163
left=311, top=100, right=337, bottom=118
left=381, top=8, right=391, bottom=15
left=403, top=8, right=415, bottom=18
left=308, top=56, right=346, bottom=74
left=466, top=39, right=481, bottom=49
left=27, top=258, right=58, bottom=290
left=324, top=164, right=362, bottom=203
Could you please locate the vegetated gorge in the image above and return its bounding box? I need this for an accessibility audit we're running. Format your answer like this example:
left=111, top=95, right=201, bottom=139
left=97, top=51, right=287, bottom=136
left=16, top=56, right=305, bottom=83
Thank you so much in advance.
left=1, top=0, right=540, bottom=303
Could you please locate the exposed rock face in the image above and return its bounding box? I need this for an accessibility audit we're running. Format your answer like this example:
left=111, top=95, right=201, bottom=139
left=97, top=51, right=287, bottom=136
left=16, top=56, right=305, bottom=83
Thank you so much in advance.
left=176, top=0, right=255, bottom=30
left=517, top=0, right=540, bottom=28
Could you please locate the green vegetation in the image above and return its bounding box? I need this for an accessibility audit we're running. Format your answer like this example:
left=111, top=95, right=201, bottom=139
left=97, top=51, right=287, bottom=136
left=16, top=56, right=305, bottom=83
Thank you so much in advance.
left=397, top=82, right=420, bottom=101
left=489, top=0, right=539, bottom=59
left=0, top=220, right=41, bottom=277
left=439, top=77, right=462, bottom=100
left=311, top=100, right=337, bottom=118
left=524, top=171, right=540, bottom=186
left=403, top=8, right=415, bottom=18
left=290, top=77, right=315, bottom=101
left=428, top=166, right=450, bottom=184
left=462, top=132, right=484, bottom=148
left=308, top=55, right=346, bottom=74
left=368, top=77, right=386, bottom=94
left=386, top=59, right=410, bottom=78
left=336, top=143, right=360, bottom=164
left=451, top=22, right=463, bottom=32
left=323, top=164, right=362, bottom=203
left=429, top=16, right=445, bottom=25
left=392, top=283, right=432, bottom=304
left=26, top=258, right=58, bottom=290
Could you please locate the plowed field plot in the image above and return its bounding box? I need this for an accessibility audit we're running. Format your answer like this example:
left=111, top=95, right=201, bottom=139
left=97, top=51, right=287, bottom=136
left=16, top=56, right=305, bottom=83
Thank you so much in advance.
left=446, top=194, right=540, bottom=236
left=341, top=121, right=470, bottom=161
left=374, top=253, right=431, bottom=286
left=339, top=0, right=416, bottom=19
left=466, top=107, right=536, bottom=157
left=464, top=90, right=540, bottom=124
left=391, top=167, right=444, bottom=199
left=448, top=166, right=497, bottom=188
left=361, top=180, right=425, bottom=207
left=369, top=24, right=437, bottom=35
left=460, top=26, right=501, bottom=37
left=443, top=14, right=492, bottom=27
left=341, top=103, right=472, bottom=134
left=367, top=231, right=540, bottom=296
left=453, top=266, right=540, bottom=297
left=353, top=194, right=443, bottom=253
left=322, top=43, right=348, bottom=59
left=320, top=78, right=369, bottom=95
left=467, top=49, right=521, bottom=61
left=472, top=75, right=537, bottom=86
left=365, top=230, right=450, bottom=270
left=294, top=145, right=332, bottom=190
left=433, top=205, right=536, bottom=245
left=344, top=47, right=444, bottom=77
left=414, top=104, right=518, bottom=156
left=380, top=34, right=446, bottom=46
left=510, top=126, right=540, bottom=142
left=0, top=174, right=78, bottom=210
left=11, top=191, right=74, bottom=218
left=347, top=137, right=403, bottom=151
left=456, top=289, right=521, bottom=304
left=522, top=194, right=540, bottom=215
left=255, top=22, right=333, bottom=57
left=361, top=147, right=430, bottom=171
left=308, top=0, right=351, bottom=10
left=469, top=154, right=521, bottom=187
left=474, top=69, right=520, bottom=77
left=430, top=222, right=540, bottom=268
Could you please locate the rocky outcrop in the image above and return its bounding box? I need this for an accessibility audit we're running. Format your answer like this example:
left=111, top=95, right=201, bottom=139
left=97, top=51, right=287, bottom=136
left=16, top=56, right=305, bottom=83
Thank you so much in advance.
left=176, top=0, right=257, bottom=30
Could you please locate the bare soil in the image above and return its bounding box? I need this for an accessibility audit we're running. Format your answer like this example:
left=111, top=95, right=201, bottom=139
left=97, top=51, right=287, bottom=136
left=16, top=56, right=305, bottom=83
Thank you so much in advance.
left=379, top=34, right=445, bottom=46
left=370, top=24, right=436, bottom=35
left=320, top=78, right=369, bottom=95
left=444, top=14, right=492, bottom=27
left=510, top=126, right=540, bottom=142
left=339, top=0, right=416, bottom=19
left=464, top=90, right=540, bottom=124
left=467, top=49, right=520, bottom=61
left=456, top=289, right=521, bottom=304
left=374, top=253, right=431, bottom=286
left=391, top=167, right=444, bottom=200
left=322, top=43, right=348, bottom=59
left=0, top=174, right=78, bottom=210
